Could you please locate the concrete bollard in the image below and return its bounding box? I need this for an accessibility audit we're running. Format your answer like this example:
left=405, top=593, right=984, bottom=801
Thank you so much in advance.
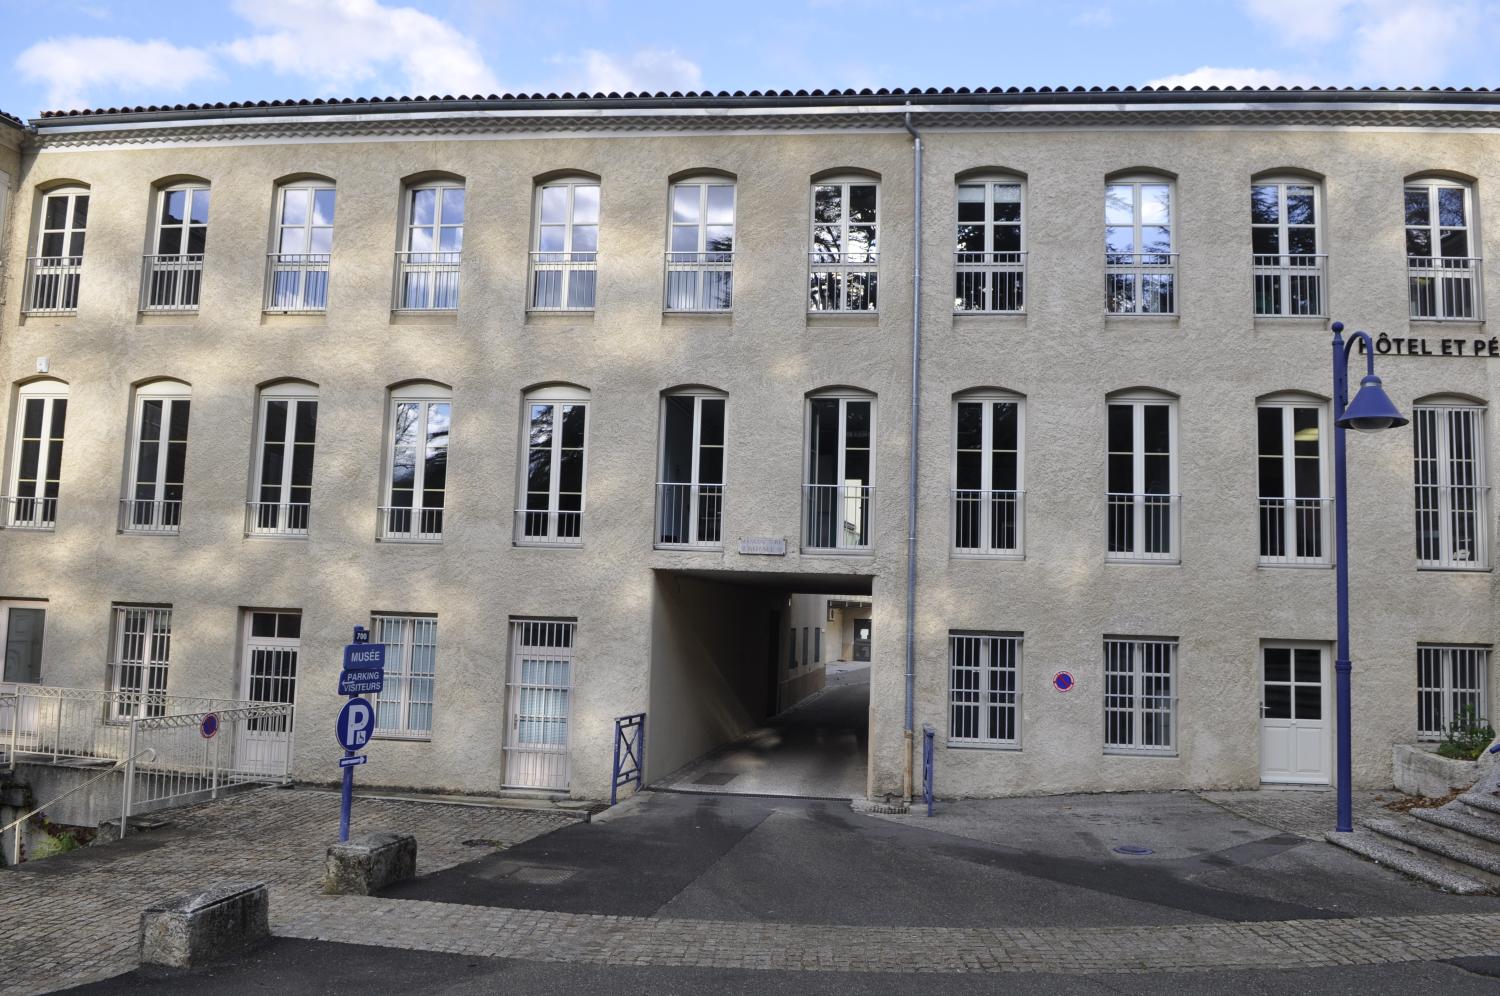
left=139, top=882, right=270, bottom=968
left=323, top=832, right=417, bottom=895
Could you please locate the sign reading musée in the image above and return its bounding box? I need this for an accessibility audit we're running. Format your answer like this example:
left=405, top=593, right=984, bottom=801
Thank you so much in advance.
left=1357, top=334, right=1500, bottom=357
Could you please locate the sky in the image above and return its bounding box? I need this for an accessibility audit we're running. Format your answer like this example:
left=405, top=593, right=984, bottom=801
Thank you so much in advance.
left=1, top=0, right=1499, bottom=119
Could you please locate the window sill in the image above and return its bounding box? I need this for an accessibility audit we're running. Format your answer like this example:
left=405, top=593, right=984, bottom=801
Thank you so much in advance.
left=1410, top=317, right=1485, bottom=326
left=1104, top=557, right=1180, bottom=567
left=655, top=543, right=725, bottom=552
left=799, top=547, right=875, bottom=557
left=245, top=532, right=310, bottom=542
left=1, top=524, right=56, bottom=534
left=261, top=312, right=327, bottom=328
left=18, top=312, right=78, bottom=325
left=662, top=311, right=733, bottom=328
left=136, top=311, right=197, bottom=326
left=372, top=733, right=432, bottom=743
left=806, top=312, right=880, bottom=328
left=118, top=529, right=181, bottom=538
left=377, top=536, right=444, bottom=545
left=952, top=313, right=1026, bottom=332
left=1257, top=561, right=1332, bottom=570
left=1103, top=748, right=1179, bottom=758
left=1416, top=564, right=1491, bottom=573
left=946, top=741, right=1021, bottom=752
left=1104, top=314, right=1179, bottom=326
left=951, top=550, right=1024, bottom=561
left=1253, top=315, right=1328, bottom=330
left=526, top=310, right=594, bottom=327
left=390, top=310, right=457, bottom=326
left=514, top=540, right=584, bottom=550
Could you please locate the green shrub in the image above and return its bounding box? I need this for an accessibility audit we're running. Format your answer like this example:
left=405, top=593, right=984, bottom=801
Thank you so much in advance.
left=31, top=831, right=80, bottom=859
left=1437, top=706, right=1497, bottom=761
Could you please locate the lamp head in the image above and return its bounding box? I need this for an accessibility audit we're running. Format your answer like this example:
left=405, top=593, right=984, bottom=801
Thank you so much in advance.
left=1338, top=374, right=1408, bottom=432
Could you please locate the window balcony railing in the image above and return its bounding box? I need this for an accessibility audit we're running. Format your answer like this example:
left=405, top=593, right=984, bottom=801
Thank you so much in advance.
left=1408, top=256, right=1483, bottom=321
left=953, top=252, right=1025, bottom=314
left=951, top=489, right=1023, bottom=556
left=264, top=253, right=330, bottom=314
left=1416, top=483, right=1491, bottom=569
left=1105, top=252, right=1178, bottom=315
left=529, top=252, right=598, bottom=312
left=23, top=256, right=82, bottom=315
left=393, top=251, right=461, bottom=312
left=514, top=507, right=583, bottom=547
left=663, top=252, right=733, bottom=312
left=1253, top=253, right=1327, bottom=318
left=1105, top=492, right=1180, bottom=563
left=245, top=501, right=310, bottom=538
left=1, top=495, right=57, bottom=531
left=119, top=498, right=181, bottom=535
left=656, top=482, right=724, bottom=548
left=377, top=505, right=444, bottom=543
left=140, top=254, right=204, bottom=312
left=1258, top=497, right=1332, bottom=566
left=803, top=483, right=874, bottom=551
left=808, top=252, right=879, bottom=312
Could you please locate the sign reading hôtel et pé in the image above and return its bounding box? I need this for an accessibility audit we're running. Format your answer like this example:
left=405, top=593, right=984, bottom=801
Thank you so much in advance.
left=1356, top=334, right=1500, bottom=358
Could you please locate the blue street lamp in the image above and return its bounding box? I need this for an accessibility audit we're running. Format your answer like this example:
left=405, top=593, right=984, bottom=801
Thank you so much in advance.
left=1331, top=321, right=1408, bottom=833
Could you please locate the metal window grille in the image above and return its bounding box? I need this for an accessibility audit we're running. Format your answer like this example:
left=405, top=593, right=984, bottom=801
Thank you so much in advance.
left=372, top=614, right=437, bottom=737
left=110, top=607, right=172, bottom=721
left=5, top=393, right=66, bottom=530
left=1257, top=403, right=1331, bottom=566
left=1417, top=646, right=1490, bottom=739
left=504, top=619, right=575, bottom=791
left=948, top=632, right=1020, bottom=747
left=1104, top=638, right=1177, bottom=753
left=242, top=611, right=299, bottom=740
left=1413, top=405, right=1490, bottom=569
left=808, top=181, right=879, bottom=312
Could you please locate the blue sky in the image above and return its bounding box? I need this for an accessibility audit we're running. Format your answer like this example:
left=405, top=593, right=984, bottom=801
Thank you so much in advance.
left=1, top=0, right=1497, bottom=119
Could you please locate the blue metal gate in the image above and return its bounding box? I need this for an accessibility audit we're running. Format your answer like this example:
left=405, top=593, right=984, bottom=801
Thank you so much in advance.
left=611, top=713, right=645, bottom=805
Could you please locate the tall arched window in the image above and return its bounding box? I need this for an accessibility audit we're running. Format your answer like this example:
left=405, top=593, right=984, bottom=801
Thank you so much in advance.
left=665, top=177, right=735, bottom=312
left=804, top=389, right=875, bottom=550
left=1106, top=389, right=1178, bottom=562
left=5, top=379, right=68, bottom=529
left=1256, top=392, right=1330, bottom=566
left=954, top=174, right=1025, bottom=314
left=249, top=381, right=318, bottom=538
left=517, top=385, right=589, bottom=545
left=1105, top=174, right=1176, bottom=315
left=123, top=381, right=191, bottom=533
left=656, top=389, right=726, bottom=548
left=1406, top=177, right=1481, bottom=321
left=380, top=383, right=450, bottom=542
left=809, top=174, right=879, bottom=312
left=951, top=390, right=1024, bottom=556
left=530, top=176, right=599, bottom=311
left=1413, top=395, right=1489, bottom=569
left=25, top=185, right=88, bottom=315
left=266, top=179, right=335, bottom=313
left=1251, top=177, right=1325, bottom=318
left=142, top=182, right=209, bottom=312
left=395, top=179, right=464, bottom=311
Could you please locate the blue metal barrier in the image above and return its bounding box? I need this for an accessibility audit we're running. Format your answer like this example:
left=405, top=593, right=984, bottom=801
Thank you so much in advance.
left=611, top=713, right=645, bottom=805
left=921, top=723, right=935, bottom=816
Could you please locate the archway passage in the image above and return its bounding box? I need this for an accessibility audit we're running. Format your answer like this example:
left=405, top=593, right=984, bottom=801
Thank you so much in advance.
left=647, top=570, right=873, bottom=799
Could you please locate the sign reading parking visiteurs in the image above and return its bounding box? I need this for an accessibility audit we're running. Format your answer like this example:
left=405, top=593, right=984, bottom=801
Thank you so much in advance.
left=335, top=625, right=385, bottom=843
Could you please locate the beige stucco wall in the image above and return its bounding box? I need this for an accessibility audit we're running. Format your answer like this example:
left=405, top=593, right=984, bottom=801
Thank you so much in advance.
left=0, top=111, right=1496, bottom=800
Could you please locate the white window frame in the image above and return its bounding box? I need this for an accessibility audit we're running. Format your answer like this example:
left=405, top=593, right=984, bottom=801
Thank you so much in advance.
left=6, top=380, right=68, bottom=530
left=26, top=187, right=89, bottom=315
left=951, top=392, right=1024, bottom=557
left=1413, top=401, right=1490, bottom=570
left=803, top=392, right=876, bottom=552
left=372, top=614, right=437, bottom=739
left=142, top=183, right=209, bottom=312
left=953, top=176, right=1025, bottom=314
left=1105, top=392, right=1179, bottom=564
left=123, top=382, right=190, bottom=534
left=808, top=176, right=880, bottom=312
left=395, top=182, right=464, bottom=311
left=529, top=177, right=600, bottom=312
left=665, top=178, right=735, bottom=312
left=1105, top=176, right=1177, bottom=315
left=948, top=631, right=1021, bottom=749
left=241, top=609, right=299, bottom=732
left=0, top=599, right=46, bottom=686
left=380, top=384, right=450, bottom=543
left=109, top=605, right=172, bottom=720
left=1417, top=645, right=1491, bottom=739
left=656, top=391, right=726, bottom=548
left=266, top=180, right=334, bottom=313
left=249, top=383, right=318, bottom=538
left=1103, top=637, right=1177, bottom=755
left=504, top=618, right=575, bottom=790
left=1251, top=178, right=1325, bottom=318
left=1256, top=397, right=1331, bottom=567
left=1405, top=178, right=1482, bottom=321
left=517, top=386, right=589, bottom=546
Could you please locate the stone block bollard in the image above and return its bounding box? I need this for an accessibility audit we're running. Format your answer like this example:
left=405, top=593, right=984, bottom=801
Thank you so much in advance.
left=139, top=882, right=270, bottom=968
left=324, top=832, right=417, bottom=895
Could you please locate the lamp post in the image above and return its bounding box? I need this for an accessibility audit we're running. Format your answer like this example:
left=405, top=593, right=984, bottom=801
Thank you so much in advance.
left=1331, top=321, right=1408, bottom=833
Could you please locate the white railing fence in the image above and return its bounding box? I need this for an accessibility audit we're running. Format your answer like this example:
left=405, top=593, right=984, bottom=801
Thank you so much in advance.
left=393, top=251, right=461, bottom=311
left=803, top=483, right=875, bottom=550
left=655, top=482, right=724, bottom=547
left=1408, top=256, right=1484, bottom=321
left=1258, top=497, right=1332, bottom=566
left=951, top=489, right=1024, bottom=555
left=119, top=498, right=182, bottom=534
left=513, top=507, right=583, bottom=547
left=1105, top=252, right=1178, bottom=315
left=1106, top=492, right=1181, bottom=562
left=2, top=495, right=58, bottom=531
left=377, top=504, right=444, bottom=542
left=264, top=253, right=330, bottom=313
left=1253, top=253, right=1327, bottom=317
left=140, top=254, right=204, bottom=312
left=953, top=251, right=1026, bottom=314
left=664, top=252, right=733, bottom=312
left=808, top=252, right=879, bottom=312
left=529, top=252, right=598, bottom=311
left=24, top=256, right=83, bottom=315
left=245, top=501, right=310, bottom=538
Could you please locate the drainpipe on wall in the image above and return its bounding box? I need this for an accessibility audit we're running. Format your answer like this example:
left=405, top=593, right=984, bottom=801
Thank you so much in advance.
left=901, top=105, right=922, bottom=802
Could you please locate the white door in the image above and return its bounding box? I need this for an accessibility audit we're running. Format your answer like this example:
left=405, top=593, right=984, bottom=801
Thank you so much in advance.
left=238, top=611, right=299, bottom=775
left=1260, top=643, right=1331, bottom=784
left=0, top=601, right=46, bottom=742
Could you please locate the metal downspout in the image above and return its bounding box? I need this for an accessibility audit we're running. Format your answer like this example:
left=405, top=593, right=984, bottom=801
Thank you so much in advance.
left=901, top=106, right=922, bottom=801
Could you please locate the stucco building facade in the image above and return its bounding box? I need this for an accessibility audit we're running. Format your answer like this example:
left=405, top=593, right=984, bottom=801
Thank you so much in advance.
left=0, top=87, right=1496, bottom=802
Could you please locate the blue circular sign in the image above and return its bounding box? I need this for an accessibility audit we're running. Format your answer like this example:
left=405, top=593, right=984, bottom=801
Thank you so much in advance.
left=199, top=713, right=219, bottom=739
left=336, top=698, right=376, bottom=751
left=1052, top=671, right=1075, bottom=692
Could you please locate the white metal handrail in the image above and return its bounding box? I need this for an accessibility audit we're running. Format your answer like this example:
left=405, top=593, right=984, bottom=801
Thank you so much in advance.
left=119, top=498, right=182, bottom=534
left=655, top=482, right=724, bottom=548
left=953, top=251, right=1026, bottom=314
left=808, top=251, right=879, bottom=312
left=393, top=251, right=461, bottom=311
left=1258, top=497, right=1332, bottom=566
left=951, top=489, right=1024, bottom=555
left=1408, top=256, right=1484, bottom=321
left=1253, top=253, right=1327, bottom=318
left=3, top=748, right=156, bottom=864
left=23, top=256, right=82, bottom=315
left=264, top=252, right=330, bottom=313
left=803, top=483, right=874, bottom=551
left=514, top=507, right=583, bottom=547
left=1106, top=491, right=1181, bottom=562
left=1, top=495, right=57, bottom=531
left=1105, top=252, right=1178, bottom=315
left=529, top=251, right=598, bottom=311
left=378, top=504, right=444, bottom=542
left=140, top=254, right=204, bottom=312
left=245, top=501, right=310, bottom=538
left=663, top=251, right=733, bottom=312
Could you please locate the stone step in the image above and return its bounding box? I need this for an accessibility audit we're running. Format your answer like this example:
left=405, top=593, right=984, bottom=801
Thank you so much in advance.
left=1359, top=815, right=1500, bottom=881
left=1413, top=805, right=1500, bottom=848
left=1459, top=791, right=1500, bottom=816
left=1325, top=829, right=1492, bottom=895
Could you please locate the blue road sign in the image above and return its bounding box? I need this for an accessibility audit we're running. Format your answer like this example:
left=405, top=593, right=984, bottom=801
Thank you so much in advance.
left=1052, top=671, right=1076, bottom=692
left=343, top=643, right=387, bottom=671
left=338, top=668, right=384, bottom=695
left=352, top=626, right=370, bottom=645
left=338, top=754, right=368, bottom=768
left=335, top=697, right=376, bottom=751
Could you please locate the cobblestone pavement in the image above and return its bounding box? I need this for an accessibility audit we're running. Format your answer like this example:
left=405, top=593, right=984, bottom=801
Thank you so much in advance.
left=0, top=788, right=574, bottom=996
left=1196, top=788, right=1395, bottom=838
left=277, top=898, right=1500, bottom=974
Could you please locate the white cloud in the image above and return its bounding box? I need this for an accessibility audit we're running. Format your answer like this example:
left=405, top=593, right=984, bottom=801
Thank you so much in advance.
left=14, top=36, right=220, bottom=110
left=550, top=48, right=703, bottom=94
left=1242, top=0, right=1354, bottom=45
left=1146, top=67, right=1317, bottom=89
left=1070, top=5, right=1116, bottom=28
left=223, top=0, right=500, bottom=95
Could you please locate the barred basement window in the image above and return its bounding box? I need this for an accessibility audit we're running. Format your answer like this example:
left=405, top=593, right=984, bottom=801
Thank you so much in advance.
left=1104, top=637, right=1177, bottom=754
left=1413, top=401, right=1490, bottom=569
left=372, top=614, right=437, bottom=738
left=948, top=632, right=1021, bottom=748
left=1417, top=645, right=1490, bottom=739
left=109, top=605, right=171, bottom=720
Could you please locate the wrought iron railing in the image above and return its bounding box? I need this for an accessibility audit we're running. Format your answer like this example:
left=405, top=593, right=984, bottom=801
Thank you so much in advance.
left=264, top=253, right=330, bottom=313
left=1105, top=252, right=1178, bottom=315
left=1253, top=253, right=1327, bottom=317
left=1, top=495, right=58, bottom=531
left=803, top=483, right=874, bottom=551
left=663, top=252, right=733, bottom=312
left=118, top=498, right=182, bottom=534
left=1408, top=256, right=1484, bottom=321
left=377, top=505, right=444, bottom=542
left=140, top=254, right=204, bottom=312
left=23, top=256, right=82, bottom=315
left=1258, top=497, right=1332, bottom=566
left=655, top=482, right=724, bottom=548
left=393, top=251, right=461, bottom=311
left=529, top=251, right=598, bottom=311
left=808, top=251, right=879, bottom=312
left=514, top=507, right=583, bottom=547
left=953, top=251, right=1025, bottom=314
left=245, top=501, right=310, bottom=538
left=951, top=489, right=1023, bottom=555
left=1106, top=492, right=1180, bottom=562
